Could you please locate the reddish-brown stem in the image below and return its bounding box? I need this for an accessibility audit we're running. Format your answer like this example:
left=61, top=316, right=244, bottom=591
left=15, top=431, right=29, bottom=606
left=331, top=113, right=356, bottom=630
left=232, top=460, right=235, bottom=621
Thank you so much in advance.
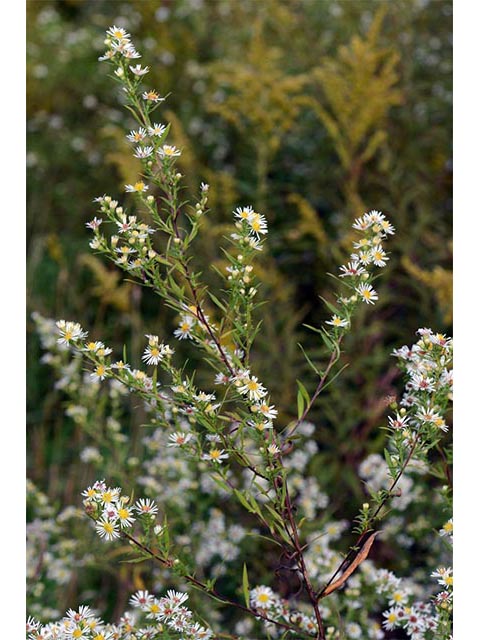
left=316, top=432, right=421, bottom=599
left=122, top=530, right=309, bottom=636
left=283, top=485, right=326, bottom=640
left=287, top=338, right=343, bottom=438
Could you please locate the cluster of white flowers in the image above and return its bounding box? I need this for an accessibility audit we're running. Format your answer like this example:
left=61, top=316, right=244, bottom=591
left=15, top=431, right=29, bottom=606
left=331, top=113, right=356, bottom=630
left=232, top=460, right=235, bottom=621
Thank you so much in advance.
left=249, top=585, right=322, bottom=637
left=98, top=25, right=142, bottom=61
left=392, top=328, right=452, bottom=433
left=82, top=480, right=159, bottom=541
left=358, top=453, right=423, bottom=511
left=27, top=588, right=211, bottom=640
left=192, top=508, right=247, bottom=577
left=128, top=589, right=212, bottom=639
left=324, top=209, right=395, bottom=330
left=303, top=520, right=350, bottom=583
left=88, top=195, right=159, bottom=274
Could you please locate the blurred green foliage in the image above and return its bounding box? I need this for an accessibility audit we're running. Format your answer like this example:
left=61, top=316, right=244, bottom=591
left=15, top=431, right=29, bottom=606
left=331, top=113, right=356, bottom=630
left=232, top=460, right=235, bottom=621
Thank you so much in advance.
left=27, top=0, right=452, bottom=623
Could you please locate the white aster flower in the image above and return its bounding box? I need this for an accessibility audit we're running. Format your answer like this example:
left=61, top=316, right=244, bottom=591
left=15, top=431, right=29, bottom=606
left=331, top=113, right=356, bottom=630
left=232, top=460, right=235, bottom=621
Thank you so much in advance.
left=95, top=517, right=120, bottom=541
left=325, top=314, right=349, bottom=328
left=355, top=283, right=379, bottom=305
left=125, top=181, right=149, bottom=193
left=167, top=432, right=193, bottom=447
left=202, top=448, right=229, bottom=464
left=158, top=144, right=182, bottom=158
left=129, top=64, right=149, bottom=76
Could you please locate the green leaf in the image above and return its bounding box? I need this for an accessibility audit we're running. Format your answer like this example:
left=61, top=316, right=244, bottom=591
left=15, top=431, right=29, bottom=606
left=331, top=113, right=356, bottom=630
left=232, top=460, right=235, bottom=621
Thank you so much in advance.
left=297, top=342, right=322, bottom=376
left=242, top=563, right=250, bottom=608
left=207, top=291, right=227, bottom=312
left=319, top=295, right=341, bottom=316
left=297, top=387, right=304, bottom=420
left=234, top=489, right=256, bottom=514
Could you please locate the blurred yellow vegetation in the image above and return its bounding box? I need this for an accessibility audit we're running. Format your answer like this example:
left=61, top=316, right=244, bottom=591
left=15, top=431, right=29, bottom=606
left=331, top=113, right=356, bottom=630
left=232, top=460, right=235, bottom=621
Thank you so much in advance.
left=78, top=254, right=132, bottom=313
left=205, top=7, right=309, bottom=209
left=309, top=8, right=402, bottom=222
left=401, top=256, right=452, bottom=324
left=285, top=194, right=328, bottom=247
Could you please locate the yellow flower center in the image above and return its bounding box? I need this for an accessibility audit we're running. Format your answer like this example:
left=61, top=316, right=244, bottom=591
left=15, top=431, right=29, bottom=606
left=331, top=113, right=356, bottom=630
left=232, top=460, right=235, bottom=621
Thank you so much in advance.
left=258, top=593, right=270, bottom=603
left=103, top=522, right=114, bottom=534
left=210, top=449, right=221, bottom=459
left=247, top=380, right=259, bottom=391
left=134, top=181, right=145, bottom=191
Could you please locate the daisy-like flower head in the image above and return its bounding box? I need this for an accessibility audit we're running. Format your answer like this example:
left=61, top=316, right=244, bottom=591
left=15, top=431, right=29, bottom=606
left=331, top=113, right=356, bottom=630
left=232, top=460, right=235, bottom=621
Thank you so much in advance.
left=365, top=209, right=385, bottom=224
left=214, top=372, right=230, bottom=385
left=267, top=443, right=280, bottom=455
left=251, top=419, right=273, bottom=432
left=134, top=498, right=159, bottom=516
left=388, top=590, right=410, bottom=607
left=388, top=413, right=410, bottom=430
left=66, top=605, right=95, bottom=623
left=122, top=46, right=141, bottom=60
left=56, top=320, right=88, bottom=345
left=370, top=246, right=389, bottom=267
left=238, top=375, right=267, bottom=401
left=86, top=217, right=103, bottom=230
left=440, top=518, right=453, bottom=538
left=165, top=590, right=189, bottom=607
left=129, top=64, right=149, bottom=76
left=148, top=123, right=167, bottom=137
left=95, top=517, right=120, bottom=541
left=84, top=340, right=105, bottom=354
left=126, top=128, right=147, bottom=143
left=202, top=448, right=229, bottom=464
left=129, top=590, right=154, bottom=609
left=355, top=249, right=373, bottom=265
left=133, top=145, right=154, bottom=159
left=355, top=283, right=379, bottom=305
left=410, top=372, right=436, bottom=393
left=142, top=343, right=164, bottom=365
left=125, top=181, right=149, bottom=193
left=234, top=205, right=255, bottom=221
left=247, top=212, right=268, bottom=237
left=254, top=402, right=278, bottom=419
left=91, top=364, right=109, bottom=381
left=380, top=218, right=395, bottom=235
left=158, top=144, right=182, bottom=158
left=339, top=261, right=366, bottom=278
left=415, top=404, right=442, bottom=425
left=116, top=505, right=136, bottom=529
left=382, top=607, right=402, bottom=631
left=173, top=315, right=195, bottom=340
left=106, top=25, right=131, bottom=40
left=250, top=585, right=276, bottom=610
left=26, top=616, right=40, bottom=633
left=167, top=431, right=193, bottom=447
left=142, top=90, right=164, bottom=103
left=352, top=214, right=373, bottom=231
left=98, top=50, right=116, bottom=62
left=325, top=314, right=349, bottom=328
